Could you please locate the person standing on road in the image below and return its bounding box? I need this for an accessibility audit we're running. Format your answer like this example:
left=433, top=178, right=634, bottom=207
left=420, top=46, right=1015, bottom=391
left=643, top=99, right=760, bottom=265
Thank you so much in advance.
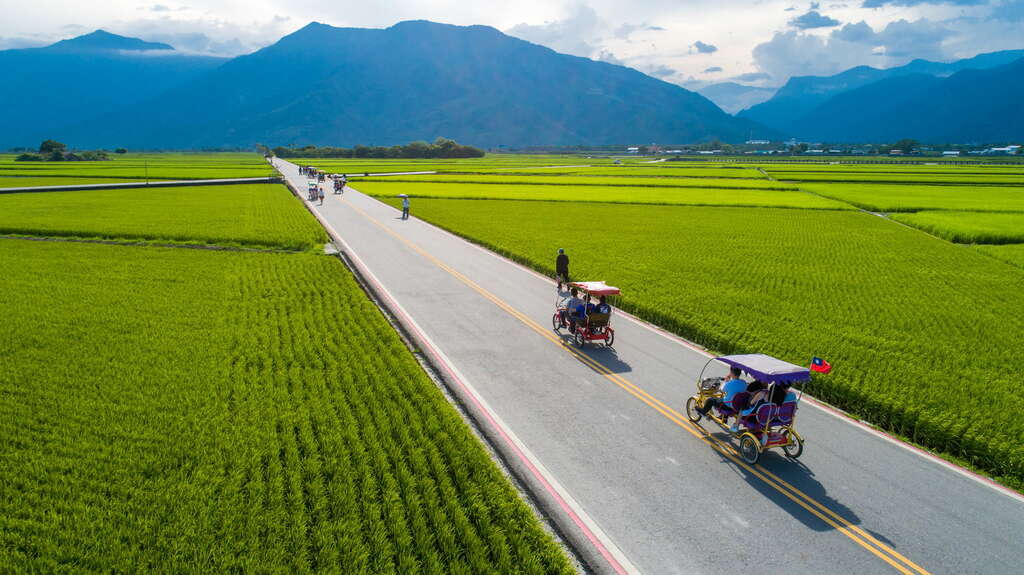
left=401, top=196, right=410, bottom=220
left=555, top=248, right=570, bottom=291
left=318, top=187, right=325, bottom=206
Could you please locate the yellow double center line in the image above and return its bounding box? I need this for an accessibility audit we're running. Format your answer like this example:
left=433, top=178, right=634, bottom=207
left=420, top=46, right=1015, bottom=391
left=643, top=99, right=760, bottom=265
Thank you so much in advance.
left=342, top=198, right=930, bottom=575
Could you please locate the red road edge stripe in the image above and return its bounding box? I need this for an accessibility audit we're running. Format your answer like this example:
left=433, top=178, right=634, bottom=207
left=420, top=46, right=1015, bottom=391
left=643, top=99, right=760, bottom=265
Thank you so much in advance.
left=295, top=192, right=630, bottom=574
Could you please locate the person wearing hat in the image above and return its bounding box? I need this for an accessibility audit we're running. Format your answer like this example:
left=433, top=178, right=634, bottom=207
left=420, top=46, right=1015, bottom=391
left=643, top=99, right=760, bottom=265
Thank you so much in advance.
left=555, top=248, right=570, bottom=291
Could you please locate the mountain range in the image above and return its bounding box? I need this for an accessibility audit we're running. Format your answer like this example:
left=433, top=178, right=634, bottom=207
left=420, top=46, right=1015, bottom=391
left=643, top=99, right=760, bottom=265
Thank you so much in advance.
left=785, top=58, right=1024, bottom=143
left=0, top=30, right=226, bottom=148
left=738, top=49, right=1024, bottom=141
left=2, top=22, right=768, bottom=149
left=2, top=24, right=1022, bottom=149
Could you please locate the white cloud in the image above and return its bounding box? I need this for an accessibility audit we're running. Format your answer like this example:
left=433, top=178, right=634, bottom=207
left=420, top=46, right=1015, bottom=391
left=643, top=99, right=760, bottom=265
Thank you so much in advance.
left=752, top=17, right=956, bottom=81
left=789, top=10, right=842, bottom=29
left=108, top=14, right=297, bottom=56
left=506, top=3, right=602, bottom=57
left=597, top=50, right=625, bottom=65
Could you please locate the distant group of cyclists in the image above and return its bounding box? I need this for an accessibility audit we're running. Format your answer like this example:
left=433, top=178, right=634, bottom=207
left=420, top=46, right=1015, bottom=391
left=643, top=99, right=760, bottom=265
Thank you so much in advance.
left=300, top=165, right=348, bottom=205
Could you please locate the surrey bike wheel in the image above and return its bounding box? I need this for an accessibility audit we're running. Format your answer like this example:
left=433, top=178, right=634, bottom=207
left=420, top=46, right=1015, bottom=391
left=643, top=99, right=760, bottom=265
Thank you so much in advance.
left=782, top=430, right=804, bottom=459
left=574, top=331, right=585, bottom=348
left=685, top=397, right=702, bottom=423
left=606, top=329, right=615, bottom=348
left=552, top=313, right=561, bottom=331
left=739, top=434, right=761, bottom=465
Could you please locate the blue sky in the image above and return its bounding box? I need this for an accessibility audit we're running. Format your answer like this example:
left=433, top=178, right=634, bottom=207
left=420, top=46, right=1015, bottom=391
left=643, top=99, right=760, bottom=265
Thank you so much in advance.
left=1, top=0, right=1022, bottom=87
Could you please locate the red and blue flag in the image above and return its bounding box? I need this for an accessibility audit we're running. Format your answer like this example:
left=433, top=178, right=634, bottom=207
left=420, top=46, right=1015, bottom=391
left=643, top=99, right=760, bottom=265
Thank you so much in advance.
left=810, top=357, right=832, bottom=374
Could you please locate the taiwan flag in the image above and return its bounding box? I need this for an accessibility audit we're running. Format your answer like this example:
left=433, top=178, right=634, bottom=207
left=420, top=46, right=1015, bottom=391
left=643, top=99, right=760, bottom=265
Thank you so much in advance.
left=811, top=357, right=832, bottom=374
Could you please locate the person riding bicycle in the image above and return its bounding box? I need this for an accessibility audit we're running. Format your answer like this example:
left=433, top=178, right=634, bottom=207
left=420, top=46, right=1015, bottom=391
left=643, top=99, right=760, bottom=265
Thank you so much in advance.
left=556, top=249, right=570, bottom=291
left=697, top=366, right=746, bottom=432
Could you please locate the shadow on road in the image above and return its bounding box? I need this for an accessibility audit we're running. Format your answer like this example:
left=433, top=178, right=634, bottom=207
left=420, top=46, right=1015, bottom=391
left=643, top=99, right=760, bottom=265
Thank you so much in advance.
left=705, top=429, right=863, bottom=533
left=552, top=330, right=634, bottom=374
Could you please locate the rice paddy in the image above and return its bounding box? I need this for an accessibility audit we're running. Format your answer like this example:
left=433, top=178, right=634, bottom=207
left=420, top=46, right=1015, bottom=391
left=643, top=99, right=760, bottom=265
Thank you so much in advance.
left=0, top=184, right=326, bottom=250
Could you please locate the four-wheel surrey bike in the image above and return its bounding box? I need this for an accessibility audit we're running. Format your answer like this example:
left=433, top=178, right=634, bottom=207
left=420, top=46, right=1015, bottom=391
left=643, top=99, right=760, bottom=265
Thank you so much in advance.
left=551, top=281, right=620, bottom=348
left=685, top=353, right=809, bottom=464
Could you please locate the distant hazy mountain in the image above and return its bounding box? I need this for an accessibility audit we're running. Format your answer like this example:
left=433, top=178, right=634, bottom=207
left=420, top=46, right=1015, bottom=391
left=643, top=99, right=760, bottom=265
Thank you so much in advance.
left=739, top=49, right=1024, bottom=135
left=43, top=29, right=173, bottom=53
left=62, top=21, right=772, bottom=149
left=0, top=30, right=226, bottom=148
left=697, top=82, right=776, bottom=115
left=789, top=57, right=1024, bottom=143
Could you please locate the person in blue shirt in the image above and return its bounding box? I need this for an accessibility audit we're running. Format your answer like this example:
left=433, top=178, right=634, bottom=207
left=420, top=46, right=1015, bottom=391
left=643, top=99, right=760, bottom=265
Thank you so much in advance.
left=697, top=366, right=746, bottom=431
left=564, top=288, right=583, bottom=330
left=596, top=295, right=611, bottom=314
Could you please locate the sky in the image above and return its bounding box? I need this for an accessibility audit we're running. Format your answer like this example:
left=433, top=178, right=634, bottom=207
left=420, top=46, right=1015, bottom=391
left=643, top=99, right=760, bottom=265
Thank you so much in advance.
left=1, top=0, right=1022, bottom=88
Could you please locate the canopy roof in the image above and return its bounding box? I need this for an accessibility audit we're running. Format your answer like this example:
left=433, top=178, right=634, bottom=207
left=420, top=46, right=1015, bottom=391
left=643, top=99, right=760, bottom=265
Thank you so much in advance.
left=568, top=281, right=621, bottom=296
left=715, top=354, right=810, bottom=383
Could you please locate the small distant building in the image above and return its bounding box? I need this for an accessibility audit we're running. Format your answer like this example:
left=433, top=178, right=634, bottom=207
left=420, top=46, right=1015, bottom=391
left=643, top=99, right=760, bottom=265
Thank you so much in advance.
left=804, top=149, right=825, bottom=155
left=942, top=151, right=961, bottom=157
left=626, top=146, right=640, bottom=153
left=983, top=145, right=1021, bottom=155
left=889, top=149, right=904, bottom=156
left=745, top=139, right=771, bottom=145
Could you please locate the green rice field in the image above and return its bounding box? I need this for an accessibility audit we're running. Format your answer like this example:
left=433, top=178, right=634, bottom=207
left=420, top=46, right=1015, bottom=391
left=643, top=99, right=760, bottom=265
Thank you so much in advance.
left=798, top=183, right=1024, bottom=212
left=0, top=184, right=325, bottom=250
left=360, top=174, right=790, bottom=189
left=0, top=176, right=170, bottom=188
left=0, top=153, right=274, bottom=180
left=354, top=180, right=845, bottom=209
left=769, top=171, right=1024, bottom=185
left=0, top=240, right=573, bottom=574
left=976, top=243, right=1024, bottom=268
left=890, top=211, right=1024, bottom=244
left=448, top=166, right=768, bottom=178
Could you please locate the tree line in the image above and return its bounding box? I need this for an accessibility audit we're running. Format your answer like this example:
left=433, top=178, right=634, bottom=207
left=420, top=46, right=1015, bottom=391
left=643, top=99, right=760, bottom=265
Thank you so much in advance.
left=269, top=138, right=485, bottom=159
left=15, top=140, right=125, bottom=162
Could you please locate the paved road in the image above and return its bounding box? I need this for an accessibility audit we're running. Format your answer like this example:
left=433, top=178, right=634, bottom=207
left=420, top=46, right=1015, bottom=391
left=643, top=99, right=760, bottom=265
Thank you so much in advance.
left=277, top=160, right=1024, bottom=575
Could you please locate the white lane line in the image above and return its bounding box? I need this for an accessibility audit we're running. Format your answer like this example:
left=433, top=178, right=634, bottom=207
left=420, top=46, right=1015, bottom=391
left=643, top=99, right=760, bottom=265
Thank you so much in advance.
left=343, top=185, right=1024, bottom=505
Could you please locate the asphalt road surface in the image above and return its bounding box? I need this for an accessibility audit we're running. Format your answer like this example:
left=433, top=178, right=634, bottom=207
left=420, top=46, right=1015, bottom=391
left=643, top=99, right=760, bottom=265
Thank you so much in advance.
left=277, top=160, right=1024, bottom=575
